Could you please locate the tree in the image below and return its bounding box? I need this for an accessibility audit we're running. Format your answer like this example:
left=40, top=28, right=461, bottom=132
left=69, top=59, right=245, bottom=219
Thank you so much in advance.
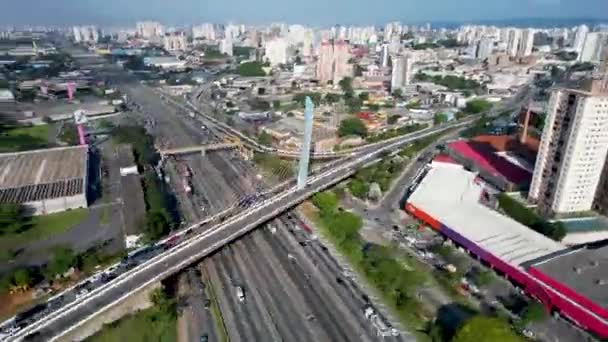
left=272, top=100, right=281, bottom=109
left=258, top=131, right=273, bottom=146
left=150, top=286, right=177, bottom=317
left=387, top=115, right=400, bottom=125
left=0, top=203, right=26, bottom=235
left=392, top=88, right=403, bottom=99
left=237, top=61, right=266, bottom=77
left=338, top=117, right=368, bottom=137
left=521, top=301, right=548, bottom=325
left=324, top=93, right=342, bottom=104
left=312, top=191, right=339, bottom=216
left=464, top=99, right=492, bottom=114
left=434, top=113, right=449, bottom=125
left=451, top=316, right=523, bottom=342
left=338, top=77, right=354, bottom=98
left=46, top=247, right=76, bottom=277
left=12, top=269, right=33, bottom=288
left=358, top=92, right=369, bottom=102
left=145, top=211, right=171, bottom=241
left=348, top=179, right=369, bottom=199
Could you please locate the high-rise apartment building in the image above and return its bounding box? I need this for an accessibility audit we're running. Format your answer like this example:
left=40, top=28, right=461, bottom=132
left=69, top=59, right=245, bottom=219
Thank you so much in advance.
left=315, top=40, right=353, bottom=84
left=391, top=54, right=413, bottom=90
left=72, top=26, right=99, bottom=44
left=380, top=44, right=390, bottom=68
left=573, top=25, right=590, bottom=54
left=264, top=38, right=288, bottom=66
left=517, top=29, right=535, bottom=57
left=192, top=23, right=215, bottom=40
left=476, top=37, right=494, bottom=60
left=137, top=21, right=164, bottom=39
left=579, top=32, right=608, bottom=62
left=163, top=33, right=187, bottom=52
left=220, top=37, right=233, bottom=56
left=507, top=28, right=521, bottom=57
left=529, top=79, right=608, bottom=215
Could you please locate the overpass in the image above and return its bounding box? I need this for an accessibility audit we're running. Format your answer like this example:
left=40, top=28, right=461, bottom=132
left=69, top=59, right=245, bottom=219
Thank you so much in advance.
left=159, top=142, right=239, bottom=156
left=9, top=120, right=469, bottom=341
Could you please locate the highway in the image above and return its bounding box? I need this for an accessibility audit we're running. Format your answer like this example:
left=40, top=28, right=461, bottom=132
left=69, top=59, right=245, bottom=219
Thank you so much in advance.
left=11, top=118, right=464, bottom=341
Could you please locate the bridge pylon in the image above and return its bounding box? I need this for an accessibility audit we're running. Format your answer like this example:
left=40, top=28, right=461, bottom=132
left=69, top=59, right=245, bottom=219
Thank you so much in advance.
left=297, top=97, right=314, bottom=190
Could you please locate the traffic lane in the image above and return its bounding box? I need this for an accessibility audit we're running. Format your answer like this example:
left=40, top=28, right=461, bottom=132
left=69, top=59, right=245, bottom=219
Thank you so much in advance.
left=268, top=221, right=377, bottom=342
left=186, top=269, right=217, bottom=342
left=21, top=125, right=456, bottom=340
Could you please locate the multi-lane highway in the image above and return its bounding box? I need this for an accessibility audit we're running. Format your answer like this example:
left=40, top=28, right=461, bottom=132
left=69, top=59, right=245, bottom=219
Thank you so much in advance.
left=11, top=116, right=466, bottom=341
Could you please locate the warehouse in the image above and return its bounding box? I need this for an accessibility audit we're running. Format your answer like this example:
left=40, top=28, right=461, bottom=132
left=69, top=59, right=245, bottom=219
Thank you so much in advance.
left=0, top=145, right=89, bottom=215
left=405, top=164, right=608, bottom=338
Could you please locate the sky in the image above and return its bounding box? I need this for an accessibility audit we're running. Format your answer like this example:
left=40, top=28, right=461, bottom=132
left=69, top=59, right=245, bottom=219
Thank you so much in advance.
left=2, top=0, right=608, bottom=26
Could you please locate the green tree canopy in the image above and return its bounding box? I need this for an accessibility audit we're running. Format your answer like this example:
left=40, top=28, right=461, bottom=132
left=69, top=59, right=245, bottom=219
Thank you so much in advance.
left=464, top=99, right=492, bottom=114
left=0, top=203, right=26, bottom=235
left=258, top=131, right=273, bottom=146
left=47, top=247, right=77, bottom=277
left=312, top=191, right=339, bottom=216
left=434, top=113, right=449, bottom=125
left=324, top=93, right=342, bottom=104
left=338, top=117, right=368, bottom=137
left=451, top=316, right=523, bottom=342
left=237, top=61, right=266, bottom=77
left=338, top=77, right=354, bottom=98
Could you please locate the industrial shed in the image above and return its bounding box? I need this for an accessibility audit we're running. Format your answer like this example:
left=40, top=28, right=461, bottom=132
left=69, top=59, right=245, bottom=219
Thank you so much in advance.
left=0, top=145, right=89, bottom=215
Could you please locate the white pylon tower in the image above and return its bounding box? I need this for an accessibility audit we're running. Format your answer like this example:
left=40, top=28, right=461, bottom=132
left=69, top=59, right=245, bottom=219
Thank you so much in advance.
left=297, top=96, right=314, bottom=190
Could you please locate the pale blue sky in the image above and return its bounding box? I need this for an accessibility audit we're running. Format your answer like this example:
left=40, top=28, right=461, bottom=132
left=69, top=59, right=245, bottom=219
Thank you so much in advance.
left=2, top=0, right=607, bottom=26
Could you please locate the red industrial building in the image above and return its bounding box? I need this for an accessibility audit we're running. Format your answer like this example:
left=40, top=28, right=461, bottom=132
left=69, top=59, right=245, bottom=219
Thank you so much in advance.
left=405, top=164, right=608, bottom=338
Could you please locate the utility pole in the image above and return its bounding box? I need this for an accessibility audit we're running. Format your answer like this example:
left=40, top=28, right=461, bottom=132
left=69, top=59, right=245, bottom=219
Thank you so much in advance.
left=297, top=97, right=314, bottom=190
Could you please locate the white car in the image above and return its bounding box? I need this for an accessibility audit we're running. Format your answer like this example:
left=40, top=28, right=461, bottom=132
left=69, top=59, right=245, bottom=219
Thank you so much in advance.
left=236, top=286, right=245, bottom=303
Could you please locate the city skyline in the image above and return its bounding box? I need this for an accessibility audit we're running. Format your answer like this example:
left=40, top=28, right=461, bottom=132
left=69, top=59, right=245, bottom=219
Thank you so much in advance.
left=1, top=0, right=608, bottom=26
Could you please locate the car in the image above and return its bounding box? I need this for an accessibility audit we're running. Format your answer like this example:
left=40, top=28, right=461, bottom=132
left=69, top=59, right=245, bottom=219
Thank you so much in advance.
left=200, top=334, right=209, bottom=342
left=236, top=286, right=245, bottom=303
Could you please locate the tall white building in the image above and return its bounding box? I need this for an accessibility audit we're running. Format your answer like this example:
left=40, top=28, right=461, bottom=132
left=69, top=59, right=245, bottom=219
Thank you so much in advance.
left=507, top=28, right=521, bottom=57
left=192, top=23, right=215, bottom=40
left=137, top=21, right=164, bottom=39
left=265, top=38, right=288, bottom=66
left=220, top=37, right=233, bottom=56
left=529, top=79, right=608, bottom=215
left=573, top=25, right=590, bottom=54
left=579, top=32, right=608, bottom=62
left=380, top=44, right=390, bottom=68
left=517, top=29, right=535, bottom=57
left=476, top=37, right=494, bottom=60
left=72, top=26, right=99, bottom=44
left=163, top=33, right=187, bottom=52
left=391, top=54, right=413, bottom=90
left=315, top=40, right=353, bottom=84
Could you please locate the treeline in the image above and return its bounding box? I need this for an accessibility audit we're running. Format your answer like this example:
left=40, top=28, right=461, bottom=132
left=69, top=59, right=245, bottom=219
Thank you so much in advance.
left=498, top=194, right=566, bottom=241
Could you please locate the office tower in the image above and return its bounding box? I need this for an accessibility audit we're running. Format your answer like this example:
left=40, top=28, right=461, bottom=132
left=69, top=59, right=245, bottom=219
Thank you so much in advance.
left=579, top=32, right=608, bottom=62
left=391, top=54, right=413, bottom=90
left=220, top=37, right=233, bottom=56
left=380, top=44, right=390, bottom=68
left=476, top=37, right=494, bottom=60
left=315, top=40, right=353, bottom=84
left=507, top=28, right=521, bottom=57
left=517, top=29, right=535, bottom=57
left=573, top=25, right=590, bottom=54
left=265, top=38, right=288, bottom=66
left=529, top=79, right=608, bottom=215
left=163, top=33, right=187, bottom=52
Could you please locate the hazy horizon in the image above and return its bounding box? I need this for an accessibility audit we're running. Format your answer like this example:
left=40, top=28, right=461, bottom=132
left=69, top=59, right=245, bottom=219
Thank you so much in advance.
left=1, top=0, right=608, bottom=26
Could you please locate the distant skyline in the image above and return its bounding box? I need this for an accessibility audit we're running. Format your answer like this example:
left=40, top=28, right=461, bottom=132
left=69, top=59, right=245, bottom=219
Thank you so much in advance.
left=1, top=0, right=608, bottom=26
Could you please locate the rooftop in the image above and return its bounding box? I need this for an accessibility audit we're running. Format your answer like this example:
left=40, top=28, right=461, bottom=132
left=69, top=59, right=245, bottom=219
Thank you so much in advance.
left=0, top=145, right=88, bottom=204
left=529, top=245, right=608, bottom=311
left=448, top=139, right=533, bottom=185
left=407, top=165, right=565, bottom=265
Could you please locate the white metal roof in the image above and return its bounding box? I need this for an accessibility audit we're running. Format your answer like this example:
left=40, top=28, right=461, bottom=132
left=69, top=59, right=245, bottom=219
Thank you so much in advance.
left=408, top=165, right=565, bottom=266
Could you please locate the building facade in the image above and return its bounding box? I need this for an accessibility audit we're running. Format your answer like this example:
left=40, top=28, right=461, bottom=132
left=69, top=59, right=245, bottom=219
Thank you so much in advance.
left=529, top=79, right=608, bottom=215
left=264, top=38, right=288, bottom=66
left=391, top=54, right=413, bottom=90
left=517, top=29, right=535, bottom=57
left=315, top=40, right=353, bottom=84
